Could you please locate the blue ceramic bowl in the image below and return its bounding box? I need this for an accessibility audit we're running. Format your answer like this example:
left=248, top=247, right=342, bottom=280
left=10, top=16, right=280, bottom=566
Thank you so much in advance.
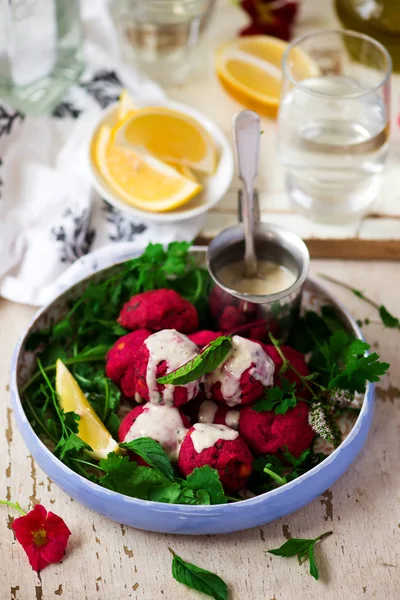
left=10, top=245, right=374, bottom=535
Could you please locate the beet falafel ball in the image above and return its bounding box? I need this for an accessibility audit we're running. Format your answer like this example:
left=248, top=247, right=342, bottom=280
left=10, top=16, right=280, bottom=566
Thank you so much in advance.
left=261, top=344, right=311, bottom=398
left=106, top=329, right=152, bottom=398
left=134, top=329, right=200, bottom=407
left=239, top=402, right=314, bottom=457
left=178, top=423, right=253, bottom=492
left=188, top=330, right=221, bottom=349
left=204, top=335, right=275, bottom=407
left=118, top=289, right=199, bottom=333
left=119, top=403, right=190, bottom=461
left=198, top=399, right=241, bottom=430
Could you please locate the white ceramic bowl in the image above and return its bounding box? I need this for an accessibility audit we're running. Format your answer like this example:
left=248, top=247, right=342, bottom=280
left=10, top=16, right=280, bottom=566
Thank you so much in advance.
left=88, top=100, right=234, bottom=223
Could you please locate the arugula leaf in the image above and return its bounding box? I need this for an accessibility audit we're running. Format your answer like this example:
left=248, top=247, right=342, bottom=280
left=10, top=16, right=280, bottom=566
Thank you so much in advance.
left=267, top=531, right=333, bottom=580
left=185, top=466, right=226, bottom=505
left=170, top=549, right=228, bottom=600
left=120, top=437, right=174, bottom=481
left=253, top=378, right=298, bottom=415
left=156, top=337, right=232, bottom=385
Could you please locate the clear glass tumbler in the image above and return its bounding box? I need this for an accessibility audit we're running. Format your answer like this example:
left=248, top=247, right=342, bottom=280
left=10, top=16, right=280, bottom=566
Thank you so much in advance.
left=0, top=0, right=83, bottom=116
left=278, top=29, right=391, bottom=223
left=109, top=0, right=216, bottom=87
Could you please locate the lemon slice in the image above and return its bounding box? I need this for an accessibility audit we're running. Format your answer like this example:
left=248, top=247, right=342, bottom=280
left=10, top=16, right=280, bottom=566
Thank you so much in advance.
left=56, top=359, right=119, bottom=460
left=117, top=89, right=138, bottom=123
left=215, top=36, right=319, bottom=118
left=168, top=163, right=198, bottom=182
left=113, top=107, right=218, bottom=175
left=93, top=125, right=203, bottom=212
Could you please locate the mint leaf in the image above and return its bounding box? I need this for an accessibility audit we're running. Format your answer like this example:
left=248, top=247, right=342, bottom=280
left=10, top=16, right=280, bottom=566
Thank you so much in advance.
left=156, top=336, right=232, bottom=385
left=267, top=531, right=332, bottom=580
left=120, top=437, right=174, bottom=481
left=170, top=549, right=228, bottom=600
left=185, top=465, right=226, bottom=505
left=379, top=305, right=400, bottom=329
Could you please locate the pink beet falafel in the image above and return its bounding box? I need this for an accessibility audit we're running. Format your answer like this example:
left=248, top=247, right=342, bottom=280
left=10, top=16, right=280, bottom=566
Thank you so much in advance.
left=198, top=400, right=241, bottom=430
left=204, top=335, right=275, bottom=407
left=134, top=329, right=200, bottom=407
left=118, top=289, right=199, bottom=333
left=106, top=330, right=152, bottom=399
left=178, top=424, right=253, bottom=492
left=261, top=344, right=311, bottom=398
left=187, top=330, right=221, bottom=349
left=119, top=403, right=190, bottom=462
left=239, top=401, right=314, bottom=457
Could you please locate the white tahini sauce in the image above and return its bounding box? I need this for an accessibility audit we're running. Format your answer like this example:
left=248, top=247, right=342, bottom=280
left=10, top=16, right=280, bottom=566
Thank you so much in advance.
left=198, top=400, right=218, bottom=424
left=123, top=403, right=188, bottom=461
left=217, top=260, right=297, bottom=296
left=204, top=335, right=275, bottom=407
left=225, top=410, right=240, bottom=430
left=145, top=329, right=200, bottom=405
left=190, top=423, right=238, bottom=453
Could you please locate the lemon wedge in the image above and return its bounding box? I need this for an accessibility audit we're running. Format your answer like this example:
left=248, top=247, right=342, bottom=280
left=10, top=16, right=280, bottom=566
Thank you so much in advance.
left=116, top=89, right=138, bottom=123
left=55, top=359, right=119, bottom=460
left=215, top=36, right=319, bottom=118
left=92, top=125, right=203, bottom=212
left=113, top=106, right=218, bottom=175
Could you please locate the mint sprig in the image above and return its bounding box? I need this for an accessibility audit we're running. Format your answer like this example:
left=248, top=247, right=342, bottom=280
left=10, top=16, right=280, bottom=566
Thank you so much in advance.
left=156, top=336, right=232, bottom=385
left=267, top=531, right=333, bottom=580
left=120, top=437, right=174, bottom=481
left=319, top=273, right=400, bottom=330
left=169, top=548, right=228, bottom=600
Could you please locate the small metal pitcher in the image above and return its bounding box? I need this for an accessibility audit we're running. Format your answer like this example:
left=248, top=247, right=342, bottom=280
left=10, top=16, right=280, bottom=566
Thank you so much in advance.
left=206, top=198, right=310, bottom=340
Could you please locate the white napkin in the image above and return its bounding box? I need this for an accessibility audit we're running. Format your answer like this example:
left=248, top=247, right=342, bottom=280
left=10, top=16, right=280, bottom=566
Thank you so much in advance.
left=0, top=0, right=204, bottom=307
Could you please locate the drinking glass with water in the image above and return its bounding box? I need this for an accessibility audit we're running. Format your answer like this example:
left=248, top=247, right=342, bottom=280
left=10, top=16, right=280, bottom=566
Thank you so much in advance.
left=278, top=30, right=391, bottom=223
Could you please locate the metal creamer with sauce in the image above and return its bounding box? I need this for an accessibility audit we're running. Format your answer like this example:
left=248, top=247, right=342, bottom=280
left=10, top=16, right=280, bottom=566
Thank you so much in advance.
left=217, top=259, right=297, bottom=296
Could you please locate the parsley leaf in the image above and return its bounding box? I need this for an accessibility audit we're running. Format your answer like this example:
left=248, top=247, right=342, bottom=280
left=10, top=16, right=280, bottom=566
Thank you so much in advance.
left=253, top=378, right=298, bottom=415
left=156, top=337, right=232, bottom=385
left=170, top=548, right=228, bottom=600
left=120, top=437, right=174, bottom=481
left=184, top=466, right=226, bottom=505
left=267, top=531, right=333, bottom=580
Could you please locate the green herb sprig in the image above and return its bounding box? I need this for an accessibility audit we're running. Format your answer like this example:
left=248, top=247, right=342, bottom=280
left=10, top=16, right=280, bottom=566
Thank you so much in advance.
left=169, top=548, right=228, bottom=600
left=267, top=530, right=333, bottom=580
left=156, top=336, right=232, bottom=385
left=319, top=273, right=400, bottom=330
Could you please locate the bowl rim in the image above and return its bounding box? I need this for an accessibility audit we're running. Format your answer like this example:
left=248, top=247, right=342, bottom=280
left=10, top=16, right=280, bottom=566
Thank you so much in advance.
left=11, top=251, right=370, bottom=514
left=87, top=100, right=235, bottom=223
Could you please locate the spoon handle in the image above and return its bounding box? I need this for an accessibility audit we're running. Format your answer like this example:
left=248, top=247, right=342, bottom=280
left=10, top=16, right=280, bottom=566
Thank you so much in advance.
left=233, top=110, right=260, bottom=277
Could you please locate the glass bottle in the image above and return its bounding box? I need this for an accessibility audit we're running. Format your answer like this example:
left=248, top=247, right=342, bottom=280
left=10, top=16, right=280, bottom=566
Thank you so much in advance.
left=0, top=0, right=84, bottom=116
left=335, top=0, right=400, bottom=72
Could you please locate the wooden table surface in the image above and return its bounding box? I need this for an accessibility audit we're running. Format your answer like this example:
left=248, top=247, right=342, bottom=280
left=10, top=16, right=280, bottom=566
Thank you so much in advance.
left=0, top=260, right=399, bottom=600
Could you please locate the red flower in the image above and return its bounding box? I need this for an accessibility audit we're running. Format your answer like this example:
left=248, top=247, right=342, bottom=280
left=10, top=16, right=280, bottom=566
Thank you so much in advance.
left=239, top=0, right=298, bottom=41
left=12, top=504, right=71, bottom=572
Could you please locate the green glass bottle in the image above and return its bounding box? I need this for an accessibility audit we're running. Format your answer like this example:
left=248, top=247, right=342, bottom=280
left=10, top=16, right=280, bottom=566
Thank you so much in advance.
left=335, top=0, right=400, bottom=71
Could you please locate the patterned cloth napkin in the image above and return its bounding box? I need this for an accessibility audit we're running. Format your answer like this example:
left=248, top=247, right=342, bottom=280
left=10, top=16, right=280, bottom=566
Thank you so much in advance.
left=0, top=0, right=205, bottom=307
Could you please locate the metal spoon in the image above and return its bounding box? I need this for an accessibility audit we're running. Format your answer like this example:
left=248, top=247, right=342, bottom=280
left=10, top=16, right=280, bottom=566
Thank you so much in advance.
left=233, top=110, right=260, bottom=278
